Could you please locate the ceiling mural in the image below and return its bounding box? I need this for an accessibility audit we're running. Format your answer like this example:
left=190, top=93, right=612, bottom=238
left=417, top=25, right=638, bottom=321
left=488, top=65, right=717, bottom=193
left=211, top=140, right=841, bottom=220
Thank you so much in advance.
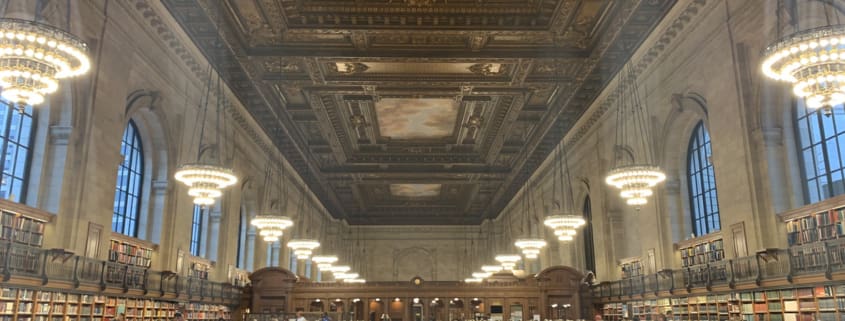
left=162, top=0, right=676, bottom=225
left=375, top=98, right=459, bottom=140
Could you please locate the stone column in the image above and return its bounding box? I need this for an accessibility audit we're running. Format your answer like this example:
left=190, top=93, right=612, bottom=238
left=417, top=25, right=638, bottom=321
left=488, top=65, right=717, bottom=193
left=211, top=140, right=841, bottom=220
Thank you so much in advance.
left=662, top=179, right=682, bottom=269
left=147, top=180, right=168, bottom=244
left=271, top=242, right=281, bottom=266
left=208, top=212, right=222, bottom=262
left=246, top=230, right=256, bottom=271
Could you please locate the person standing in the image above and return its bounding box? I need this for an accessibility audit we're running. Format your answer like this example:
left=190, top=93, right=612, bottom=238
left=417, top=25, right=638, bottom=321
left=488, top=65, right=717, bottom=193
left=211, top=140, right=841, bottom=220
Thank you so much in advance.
left=298, top=311, right=308, bottom=321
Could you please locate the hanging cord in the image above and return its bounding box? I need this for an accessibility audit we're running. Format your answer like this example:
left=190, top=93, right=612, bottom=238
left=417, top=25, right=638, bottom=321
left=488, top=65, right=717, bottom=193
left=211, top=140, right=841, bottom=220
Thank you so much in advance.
left=629, top=63, right=654, bottom=164
left=260, top=159, right=272, bottom=212
left=611, top=71, right=625, bottom=167
left=561, top=142, right=576, bottom=212
left=520, top=179, right=529, bottom=236
left=279, top=153, right=287, bottom=212
left=190, top=66, right=213, bottom=162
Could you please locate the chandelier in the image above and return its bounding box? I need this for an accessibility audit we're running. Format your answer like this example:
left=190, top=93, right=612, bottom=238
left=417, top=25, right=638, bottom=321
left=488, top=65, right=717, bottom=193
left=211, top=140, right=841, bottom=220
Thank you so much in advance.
left=472, top=271, right=492, bottom=278
left=0, top=18, right=90, bottom=107
left=175, top=7, right=237, bottom=206
left=252, top=215, right=293, bottom=242
left=513, top=180, right=546, bottom=259
left=494, top=254, right=521, bottom=270
left=761, top=0, right=845, bottom=115
left=174, top=164, right=238, bottom=205
left=259, top=227, right=284, bottom=242
left=335, top=272, right=359, bottom=280
left=287, top=239, right=320, bottom=259
left=251, top=163, right=293, bottom=242
left=464, top=278, right=483, bottom=283
left=481, top=265, right=503, bottom=273
left=344, top=278, right=366, bottom=283
left=312, top=255, right=338, bottom=270
left=544, top=213, right=585, bottom=242
left=605, top=63, right=665, bottom=206
left=605, top=165, right=666, bottom=205
left=329, top=265, right=351, bottom=274
left=514, top=239, right=547, bottom=259
left=553, top=227, right=578, bottom=241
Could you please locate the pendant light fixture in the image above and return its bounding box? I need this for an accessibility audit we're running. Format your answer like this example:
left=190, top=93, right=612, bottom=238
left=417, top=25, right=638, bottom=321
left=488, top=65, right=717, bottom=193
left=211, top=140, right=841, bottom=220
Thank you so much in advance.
left=494, top=254, right=521, bottom=271
left=514, top=181, right=546, bottom=259
left=604, top=63, right=665, bottom=206
left=174, top=5, right=237, bottom=205
left=0, top=0, right=90, bottom=108
left=287, top=193, right=320, bottom=259
left=251, top=160, right=293, bottom=242
left=311, top=255, right=338, bottom=270
left=762, top=0, right=845, bottom=115
left=543, top=140, right=586, bottom=240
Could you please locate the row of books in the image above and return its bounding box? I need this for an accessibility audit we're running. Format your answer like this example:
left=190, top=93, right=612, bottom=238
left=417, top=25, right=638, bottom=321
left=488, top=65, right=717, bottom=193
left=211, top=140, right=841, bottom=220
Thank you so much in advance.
left=621, top=260, right=643, bottom=279
left=108, top=241, right=152, bottom=268
left=785, top=208, right=845, bottom=246
left=679, top=239, right=725, bottom=267
left=0, top=212, right=45, bottom=247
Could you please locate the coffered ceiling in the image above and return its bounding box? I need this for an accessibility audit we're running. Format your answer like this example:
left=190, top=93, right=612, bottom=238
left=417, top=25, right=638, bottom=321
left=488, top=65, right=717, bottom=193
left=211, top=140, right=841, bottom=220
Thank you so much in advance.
left=162, top=0, right=676, bottom=225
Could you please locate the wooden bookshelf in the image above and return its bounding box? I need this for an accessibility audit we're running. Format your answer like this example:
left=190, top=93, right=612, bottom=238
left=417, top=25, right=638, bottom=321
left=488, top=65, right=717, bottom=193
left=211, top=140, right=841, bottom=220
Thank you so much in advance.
left=599, top=284, right=845, bottom=321
left=0, top=208, right=50, bottom=248
left=184, top=303, right=230, bottom=321
left=108, top=234, right=156, bottom=268
left=779, top=195, right=845, bottom=246
left=0, top=285, right=231, bottom=321
left=187, top=256, right=213, bottom=280
left=619, top=257, right=643, bottom=279
left=676, top=233, right=725, bottom=268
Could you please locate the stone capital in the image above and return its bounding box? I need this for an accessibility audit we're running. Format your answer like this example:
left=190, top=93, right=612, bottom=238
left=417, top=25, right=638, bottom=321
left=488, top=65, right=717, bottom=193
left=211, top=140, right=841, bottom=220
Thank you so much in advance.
left=48, top=125, right=72, bottom=145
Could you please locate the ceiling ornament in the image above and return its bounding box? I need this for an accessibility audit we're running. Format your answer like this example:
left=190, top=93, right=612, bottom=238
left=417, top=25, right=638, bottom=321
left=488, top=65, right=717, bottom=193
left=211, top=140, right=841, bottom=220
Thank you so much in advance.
left=331, top=62, right=369, bottom=74
left=0, top=13, right=90, bottom=109
left=761, top=1, right=845, bottom=115
left=468, top=63, right=504, bottom=76
left=604, top=63, right=665, bottom=206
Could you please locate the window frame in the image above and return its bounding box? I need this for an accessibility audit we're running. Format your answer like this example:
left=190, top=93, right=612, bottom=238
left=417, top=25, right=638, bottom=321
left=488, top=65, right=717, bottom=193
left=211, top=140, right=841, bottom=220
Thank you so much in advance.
left=190, top=205, right=204, bottom=256
left=793, top=102, right=845, bottom=203
left=111, top=120, right=145, bottom=237
left=0, top=100, right=36, bottom=203
left=582, top=196, right=596, bottom=275
left=686, top=121, right=721, bottom=236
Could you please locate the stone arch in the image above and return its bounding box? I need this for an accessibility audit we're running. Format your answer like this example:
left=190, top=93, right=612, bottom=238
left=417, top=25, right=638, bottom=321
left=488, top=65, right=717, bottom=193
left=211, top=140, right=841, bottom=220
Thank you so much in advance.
left=658, top=92, right=711, bottom=243
left=123, top=90, right=172, bottom=244
left=393, top=247, right=436, bottom=281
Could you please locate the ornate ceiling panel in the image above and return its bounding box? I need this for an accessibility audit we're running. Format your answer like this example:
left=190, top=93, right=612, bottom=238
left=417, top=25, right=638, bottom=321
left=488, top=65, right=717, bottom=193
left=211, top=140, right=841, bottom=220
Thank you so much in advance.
left=162, top=0, right=675, bottom=225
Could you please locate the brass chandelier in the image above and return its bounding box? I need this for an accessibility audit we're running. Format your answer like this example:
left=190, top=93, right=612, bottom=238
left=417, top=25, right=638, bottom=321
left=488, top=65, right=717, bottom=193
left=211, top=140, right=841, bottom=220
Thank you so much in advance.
left=604, top=63, right=665, bottom=206
left=174, top=5, right=237, bottom=206
left=762, top=1, right=845, bottom=115
left=543, top=141, right=586, bottom=240
left=251, top=163, right=293, bottom=242
left=0, top=11, right=90, bottom=108
left=513, top=180, right=545, bottom=259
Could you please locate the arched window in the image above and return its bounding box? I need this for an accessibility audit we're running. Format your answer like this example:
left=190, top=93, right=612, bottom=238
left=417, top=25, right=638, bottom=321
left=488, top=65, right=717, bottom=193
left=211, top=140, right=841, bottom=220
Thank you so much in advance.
left=190, top=205, right=203, bottom=256
left=795, top=102, right=845, bottom=203
left=0, top=101, right=35, bottom=202
left=582, top=196, right=596, bottom=275
left=112, top=120, right=144, bottom=237
left=687, top=122, right=721, bottom=236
